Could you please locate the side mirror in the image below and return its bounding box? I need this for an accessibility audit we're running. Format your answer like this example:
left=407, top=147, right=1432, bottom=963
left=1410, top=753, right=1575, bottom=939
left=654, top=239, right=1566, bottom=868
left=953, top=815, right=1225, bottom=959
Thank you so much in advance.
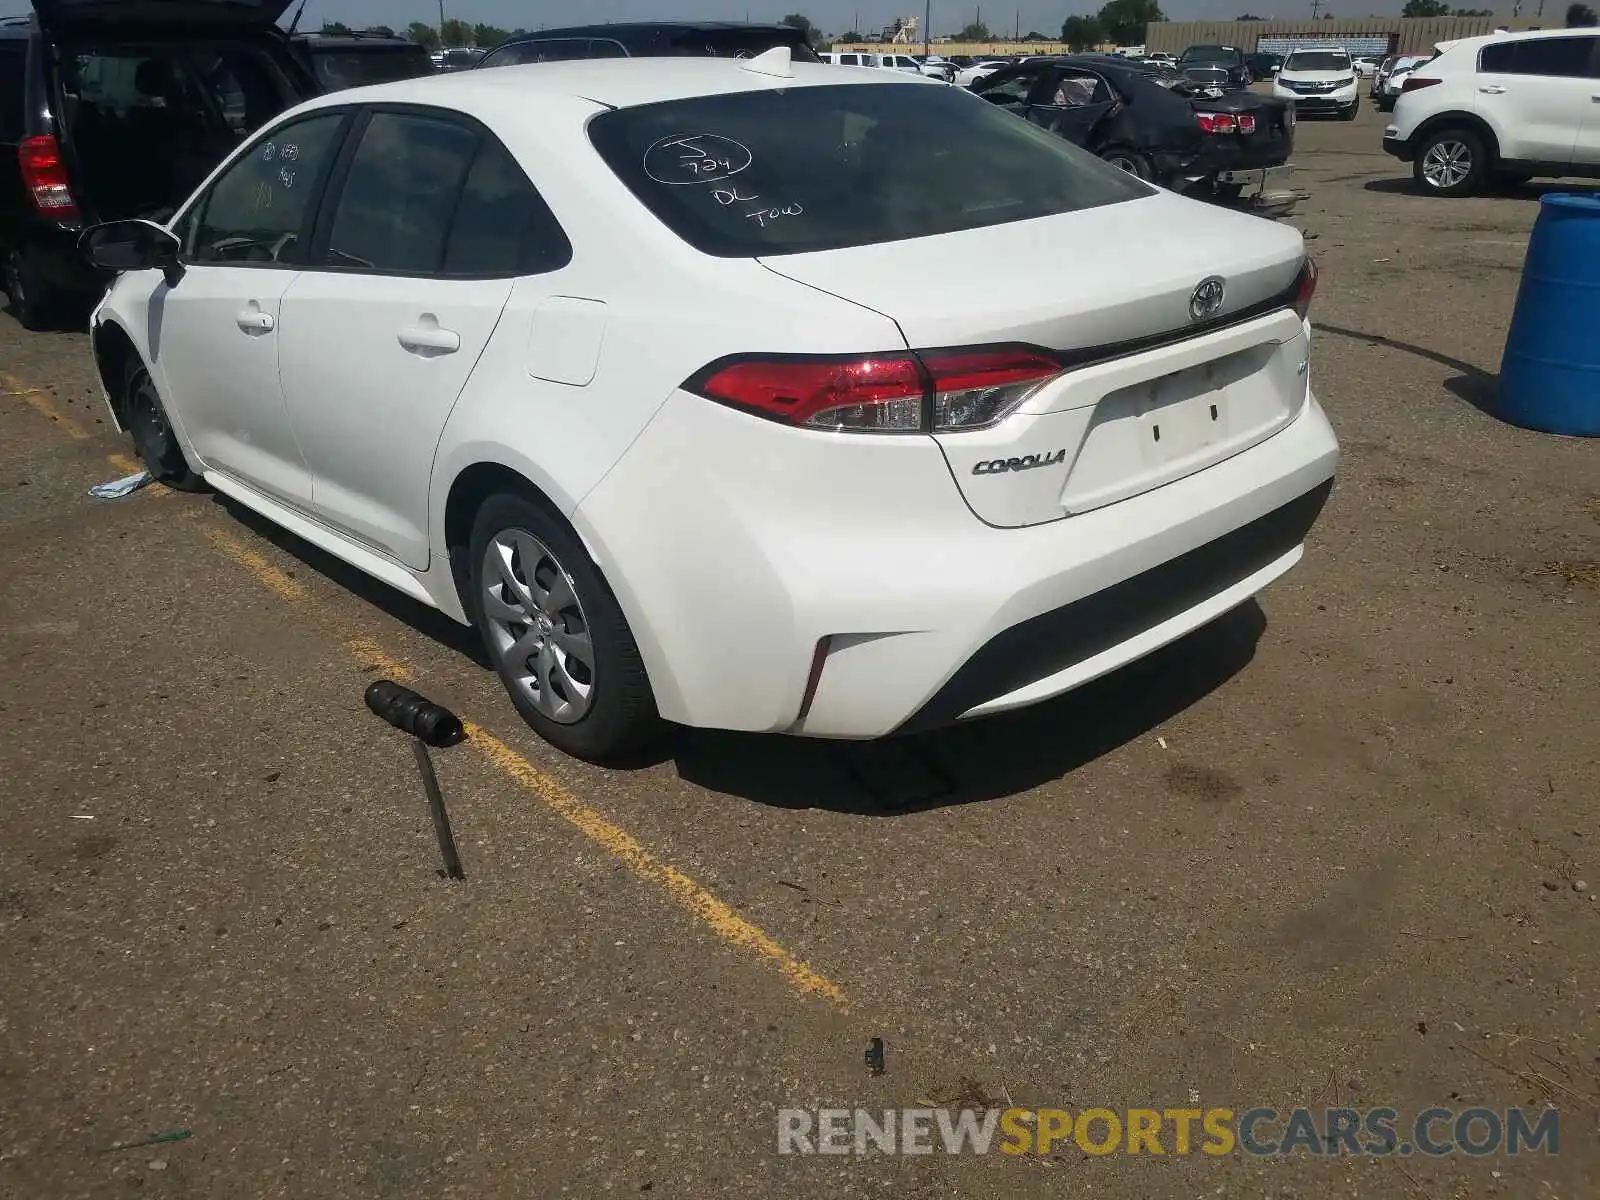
left=79, top=219, right=185, bottom=287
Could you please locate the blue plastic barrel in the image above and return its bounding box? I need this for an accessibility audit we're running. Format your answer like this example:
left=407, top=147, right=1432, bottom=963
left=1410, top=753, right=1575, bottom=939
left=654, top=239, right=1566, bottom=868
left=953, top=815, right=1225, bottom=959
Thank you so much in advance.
left=1496, top=193, right=1600, bottom=436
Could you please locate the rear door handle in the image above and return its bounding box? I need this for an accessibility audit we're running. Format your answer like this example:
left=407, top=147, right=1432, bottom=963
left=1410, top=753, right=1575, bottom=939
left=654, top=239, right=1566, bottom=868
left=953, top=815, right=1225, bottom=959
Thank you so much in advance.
left=1478, top=85, right=1506, bottom=94
left=235, top=308, right=274, bottom=333
left=397, top=319, right=461, bottom=356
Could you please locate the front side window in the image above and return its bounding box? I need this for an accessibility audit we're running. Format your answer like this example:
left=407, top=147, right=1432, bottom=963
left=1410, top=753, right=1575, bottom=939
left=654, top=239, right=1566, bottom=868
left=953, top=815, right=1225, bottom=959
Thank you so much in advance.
left=1479, top=35, right=1596, bottom=78
left=323, top=112, right=477, bottom=273
left=588, top=82, right=1148, bottom=258
left=974, top=68, right=1045, bottom=107
left=179, top=111, right=345, bottom=265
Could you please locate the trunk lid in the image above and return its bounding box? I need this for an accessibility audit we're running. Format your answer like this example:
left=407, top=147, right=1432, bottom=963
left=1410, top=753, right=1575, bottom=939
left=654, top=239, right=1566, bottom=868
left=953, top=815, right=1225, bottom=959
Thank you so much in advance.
left=759, top=192, right=1311, bottom=528
left=31, top=0, right=292, bottom=32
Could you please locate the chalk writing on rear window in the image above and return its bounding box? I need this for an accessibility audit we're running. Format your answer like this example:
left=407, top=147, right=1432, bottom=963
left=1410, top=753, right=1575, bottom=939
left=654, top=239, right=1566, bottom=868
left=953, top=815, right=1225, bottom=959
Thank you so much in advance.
left=642, top=134, right=753, bottom=186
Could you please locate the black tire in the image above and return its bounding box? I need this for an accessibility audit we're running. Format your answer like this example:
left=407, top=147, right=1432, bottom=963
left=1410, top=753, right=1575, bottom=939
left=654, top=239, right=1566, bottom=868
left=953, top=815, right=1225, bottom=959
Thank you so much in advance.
left=1412, top=126, right=1489, bottom=197
left=1340, top=100, right=1359, bottom=121
left=1376, top=97, right=1393, bottom=113
left=4, top=247, right=57, bottom=332
left=467, top=491, right=662, bottom=762
left=1100, top=147, right=1153, bottom=180
left=124, top=358, right=204, bottom=490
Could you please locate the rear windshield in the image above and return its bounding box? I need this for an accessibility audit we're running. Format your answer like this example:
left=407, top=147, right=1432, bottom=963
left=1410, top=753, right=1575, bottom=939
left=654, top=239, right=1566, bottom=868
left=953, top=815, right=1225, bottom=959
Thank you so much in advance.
left=659, top=29, right=821, bottom=61
left=587, top=82, right=1148, bottom=257
left=310, top=47, right=434, bottom=90
left=1284, top=51, right=1350, bottom=71
left=1180, top=46, right=1238, bottom=63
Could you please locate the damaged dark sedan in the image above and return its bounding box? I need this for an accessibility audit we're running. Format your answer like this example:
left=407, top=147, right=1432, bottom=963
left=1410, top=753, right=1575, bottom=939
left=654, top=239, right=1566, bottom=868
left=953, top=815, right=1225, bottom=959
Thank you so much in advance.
left=969, top=56, right=1294, bottom=201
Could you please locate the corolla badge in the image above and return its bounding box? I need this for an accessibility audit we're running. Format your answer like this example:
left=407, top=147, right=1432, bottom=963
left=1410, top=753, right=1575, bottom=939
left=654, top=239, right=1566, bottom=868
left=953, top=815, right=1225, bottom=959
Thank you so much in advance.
left=1189, top=276, right=1227, bottom=322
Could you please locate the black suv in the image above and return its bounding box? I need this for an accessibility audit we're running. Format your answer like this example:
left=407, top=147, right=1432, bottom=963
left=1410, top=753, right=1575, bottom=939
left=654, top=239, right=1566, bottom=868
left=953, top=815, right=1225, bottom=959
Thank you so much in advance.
left=291, top=31, right=435, bottom=92
left=1177, top=44, right=1253, bottom=91
left=475, top=21, right=821, bottom=68
left=0, top=0, right=316, bottom=328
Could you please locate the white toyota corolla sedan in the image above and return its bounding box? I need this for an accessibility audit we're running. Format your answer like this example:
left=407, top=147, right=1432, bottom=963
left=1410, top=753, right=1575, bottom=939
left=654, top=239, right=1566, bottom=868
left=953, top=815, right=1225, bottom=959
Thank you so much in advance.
left=82, top=48, right=1338, bottom=762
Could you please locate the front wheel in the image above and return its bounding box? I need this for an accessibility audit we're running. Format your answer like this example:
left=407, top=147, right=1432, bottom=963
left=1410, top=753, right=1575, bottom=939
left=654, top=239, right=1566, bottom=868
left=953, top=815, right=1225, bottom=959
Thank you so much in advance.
left=1413, top=127, right=1488, bottom=197
left=1376, top=97, right=1394, bottom=113
left=1340, top=100, right=1360, bottom=121
left=124, top=359, right=204, bottom=490
left=467, top=491, right=662, bottom=762
left=1100, top=147, right=1153, bottom=180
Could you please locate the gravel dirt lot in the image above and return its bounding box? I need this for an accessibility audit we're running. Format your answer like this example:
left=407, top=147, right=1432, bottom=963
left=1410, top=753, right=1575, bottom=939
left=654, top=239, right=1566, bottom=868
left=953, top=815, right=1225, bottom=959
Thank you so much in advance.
left=1, top=101, right=1597, bottom=1199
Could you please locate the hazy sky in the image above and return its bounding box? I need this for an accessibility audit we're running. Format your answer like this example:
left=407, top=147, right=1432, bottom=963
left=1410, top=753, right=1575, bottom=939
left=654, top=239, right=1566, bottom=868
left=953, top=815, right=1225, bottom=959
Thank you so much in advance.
left=294, top=0, right=1412, bottom=38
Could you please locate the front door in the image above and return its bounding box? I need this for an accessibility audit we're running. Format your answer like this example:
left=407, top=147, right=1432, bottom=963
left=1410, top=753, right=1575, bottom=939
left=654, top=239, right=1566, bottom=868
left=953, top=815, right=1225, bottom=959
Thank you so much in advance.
left=1475, top=35, right=1598, bottom=165
left=277, top=109, right=544, bottom=568
left=155, top=109, right=348, bottom=506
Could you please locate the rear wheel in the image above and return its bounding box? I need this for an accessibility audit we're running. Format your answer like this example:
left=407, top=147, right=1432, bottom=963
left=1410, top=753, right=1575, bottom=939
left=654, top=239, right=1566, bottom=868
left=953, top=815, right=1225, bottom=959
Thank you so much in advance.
left=467, top=491, right=662, bottom=762
left=1413, top=127, right=1488, bottom=197
left=124, top=359, right=204, bottom=490
left=1100, top=147, right=1152, bottom=180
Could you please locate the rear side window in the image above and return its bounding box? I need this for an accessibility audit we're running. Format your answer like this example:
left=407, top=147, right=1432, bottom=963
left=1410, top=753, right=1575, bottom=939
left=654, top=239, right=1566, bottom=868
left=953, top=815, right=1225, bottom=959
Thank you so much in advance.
left=440, top=138, right=572, bottom=276
left=1479, top=36, right=1596, bottom=77
left=324, top=112, right=477, bottom=273
left=0, top=41, right=25, bottom=143
left=181, top=112, right=346, bottom=264
left=588, top=82, right=1148, bottom=258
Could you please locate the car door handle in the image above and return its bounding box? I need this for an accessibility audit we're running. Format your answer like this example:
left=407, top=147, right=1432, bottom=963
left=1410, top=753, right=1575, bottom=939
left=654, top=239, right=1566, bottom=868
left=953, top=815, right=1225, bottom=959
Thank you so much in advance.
left=397, top=322, right=461, bottom=355
left=1478, top=85, right=1506, bottom=94
left=235, top=308, right=274, bottom=333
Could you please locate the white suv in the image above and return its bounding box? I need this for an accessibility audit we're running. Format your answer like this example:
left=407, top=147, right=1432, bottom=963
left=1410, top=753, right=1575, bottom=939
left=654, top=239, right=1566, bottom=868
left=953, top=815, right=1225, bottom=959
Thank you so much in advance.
left=1272, top=47, right=1361, bottom=121
left=1383, top=28, right=1600, bottom=196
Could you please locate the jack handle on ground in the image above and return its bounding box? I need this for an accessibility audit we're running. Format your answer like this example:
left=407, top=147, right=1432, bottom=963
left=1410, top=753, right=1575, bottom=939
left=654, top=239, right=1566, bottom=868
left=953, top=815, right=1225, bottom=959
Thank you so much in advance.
left=364, top=679, right=467, bottom=880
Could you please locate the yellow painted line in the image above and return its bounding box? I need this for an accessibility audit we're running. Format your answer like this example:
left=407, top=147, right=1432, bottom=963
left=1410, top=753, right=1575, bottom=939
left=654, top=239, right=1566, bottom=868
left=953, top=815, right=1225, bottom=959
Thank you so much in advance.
left=203, top=527, right=309, bottom=603
left=21, top=360, right=850, bottom=1009
left=467, top=721, right=849, bottom=1009
left=4, top=369, right=89, bottom=439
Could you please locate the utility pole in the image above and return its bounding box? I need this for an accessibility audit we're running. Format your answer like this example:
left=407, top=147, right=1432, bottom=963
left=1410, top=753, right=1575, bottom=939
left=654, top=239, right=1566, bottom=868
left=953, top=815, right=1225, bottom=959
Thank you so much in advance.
left=1015, top=7, right=1020, bottom=38
left=437, top=0, right=446, bottom=43
left=924, top=0, right=932, bottom=54
left=1309, top=0, right=1322, bottom=17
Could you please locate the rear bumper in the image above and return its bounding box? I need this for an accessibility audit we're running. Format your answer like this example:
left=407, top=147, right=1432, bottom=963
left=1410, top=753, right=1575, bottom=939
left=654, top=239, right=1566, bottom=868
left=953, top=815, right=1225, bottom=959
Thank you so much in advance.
left=576, top=384, right=1339, bottom=739
left=1382, top=133, right=1414, bottom=161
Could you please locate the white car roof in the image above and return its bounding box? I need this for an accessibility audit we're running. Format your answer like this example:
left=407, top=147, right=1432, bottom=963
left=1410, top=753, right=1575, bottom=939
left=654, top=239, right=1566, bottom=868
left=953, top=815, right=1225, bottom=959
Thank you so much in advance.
left=290, top=56, right=936, bottom=121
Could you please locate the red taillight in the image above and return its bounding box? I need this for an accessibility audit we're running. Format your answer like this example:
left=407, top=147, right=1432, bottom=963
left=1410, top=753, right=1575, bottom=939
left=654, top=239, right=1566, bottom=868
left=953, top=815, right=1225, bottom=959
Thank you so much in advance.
left=690, top=347, right=1060, bottom=433
left=1401, top=75, right=1440, bottom=94
left=1196, top=112, right=1237, bottom=135
left=18, top=135, right=79, bottom=218
left=1237, top=112, right=1257, bottom=135
left=1292, top=257, right=1318, bottom=320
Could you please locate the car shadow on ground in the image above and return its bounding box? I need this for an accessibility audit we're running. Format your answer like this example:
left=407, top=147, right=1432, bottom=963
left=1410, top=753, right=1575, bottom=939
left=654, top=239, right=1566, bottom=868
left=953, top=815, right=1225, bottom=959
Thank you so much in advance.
left=212, top=494, right=491, bottom=668
left=1319, top=322, right=1498, bottom=417
left=210, top=494, right=1268, bottom=814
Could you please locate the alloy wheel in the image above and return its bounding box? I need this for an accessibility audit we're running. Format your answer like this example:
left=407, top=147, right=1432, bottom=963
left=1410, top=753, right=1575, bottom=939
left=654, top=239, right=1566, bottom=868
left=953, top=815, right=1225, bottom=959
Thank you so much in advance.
left=480, top=529, right=595, bottom=724
left=1421, top=139, right=1472, bottom=190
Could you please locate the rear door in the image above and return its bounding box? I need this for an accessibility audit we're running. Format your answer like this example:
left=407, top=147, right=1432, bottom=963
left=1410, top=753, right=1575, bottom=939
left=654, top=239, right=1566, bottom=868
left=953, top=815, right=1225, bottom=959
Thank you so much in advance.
left=1476, top=35, right=1597, bottom=165
left=1575, top=36, right=1600, bottom=168
left=277, top=108, right=568, bottom=568
left=1028, top=68, right=1119, bottom=148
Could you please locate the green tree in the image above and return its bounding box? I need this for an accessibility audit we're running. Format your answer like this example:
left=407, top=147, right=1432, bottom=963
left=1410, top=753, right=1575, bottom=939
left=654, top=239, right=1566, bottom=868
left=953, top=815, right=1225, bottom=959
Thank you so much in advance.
left=363, top=24, right=394, bottom=37
left=839, top=28, right=864, bottom=40
left=320, top=20, right=352, bottom=34
left=1095, top=0, right=1164, bottom=45
left=1060, top=14, right=1105, bottom=47
left=1401, top=0, right=1450, bottom=14
left=1568, top=1, right=1599, bottom=23
left=439, top=17, right=472, bottom=45
left=780, top=12, right=821, bottom=44
left=406, top=21, right=439, bottom=48
left=472, top=22, right=509, bottom=46
left=957, top=20, right=992, bottom=39
left=1235, top=12, right=1264, bottom=17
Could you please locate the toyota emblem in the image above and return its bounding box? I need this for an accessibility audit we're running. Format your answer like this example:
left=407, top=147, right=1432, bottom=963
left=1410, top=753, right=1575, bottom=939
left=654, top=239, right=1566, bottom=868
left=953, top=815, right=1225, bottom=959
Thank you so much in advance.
left=1189, top=276, right=1226, bottom=322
